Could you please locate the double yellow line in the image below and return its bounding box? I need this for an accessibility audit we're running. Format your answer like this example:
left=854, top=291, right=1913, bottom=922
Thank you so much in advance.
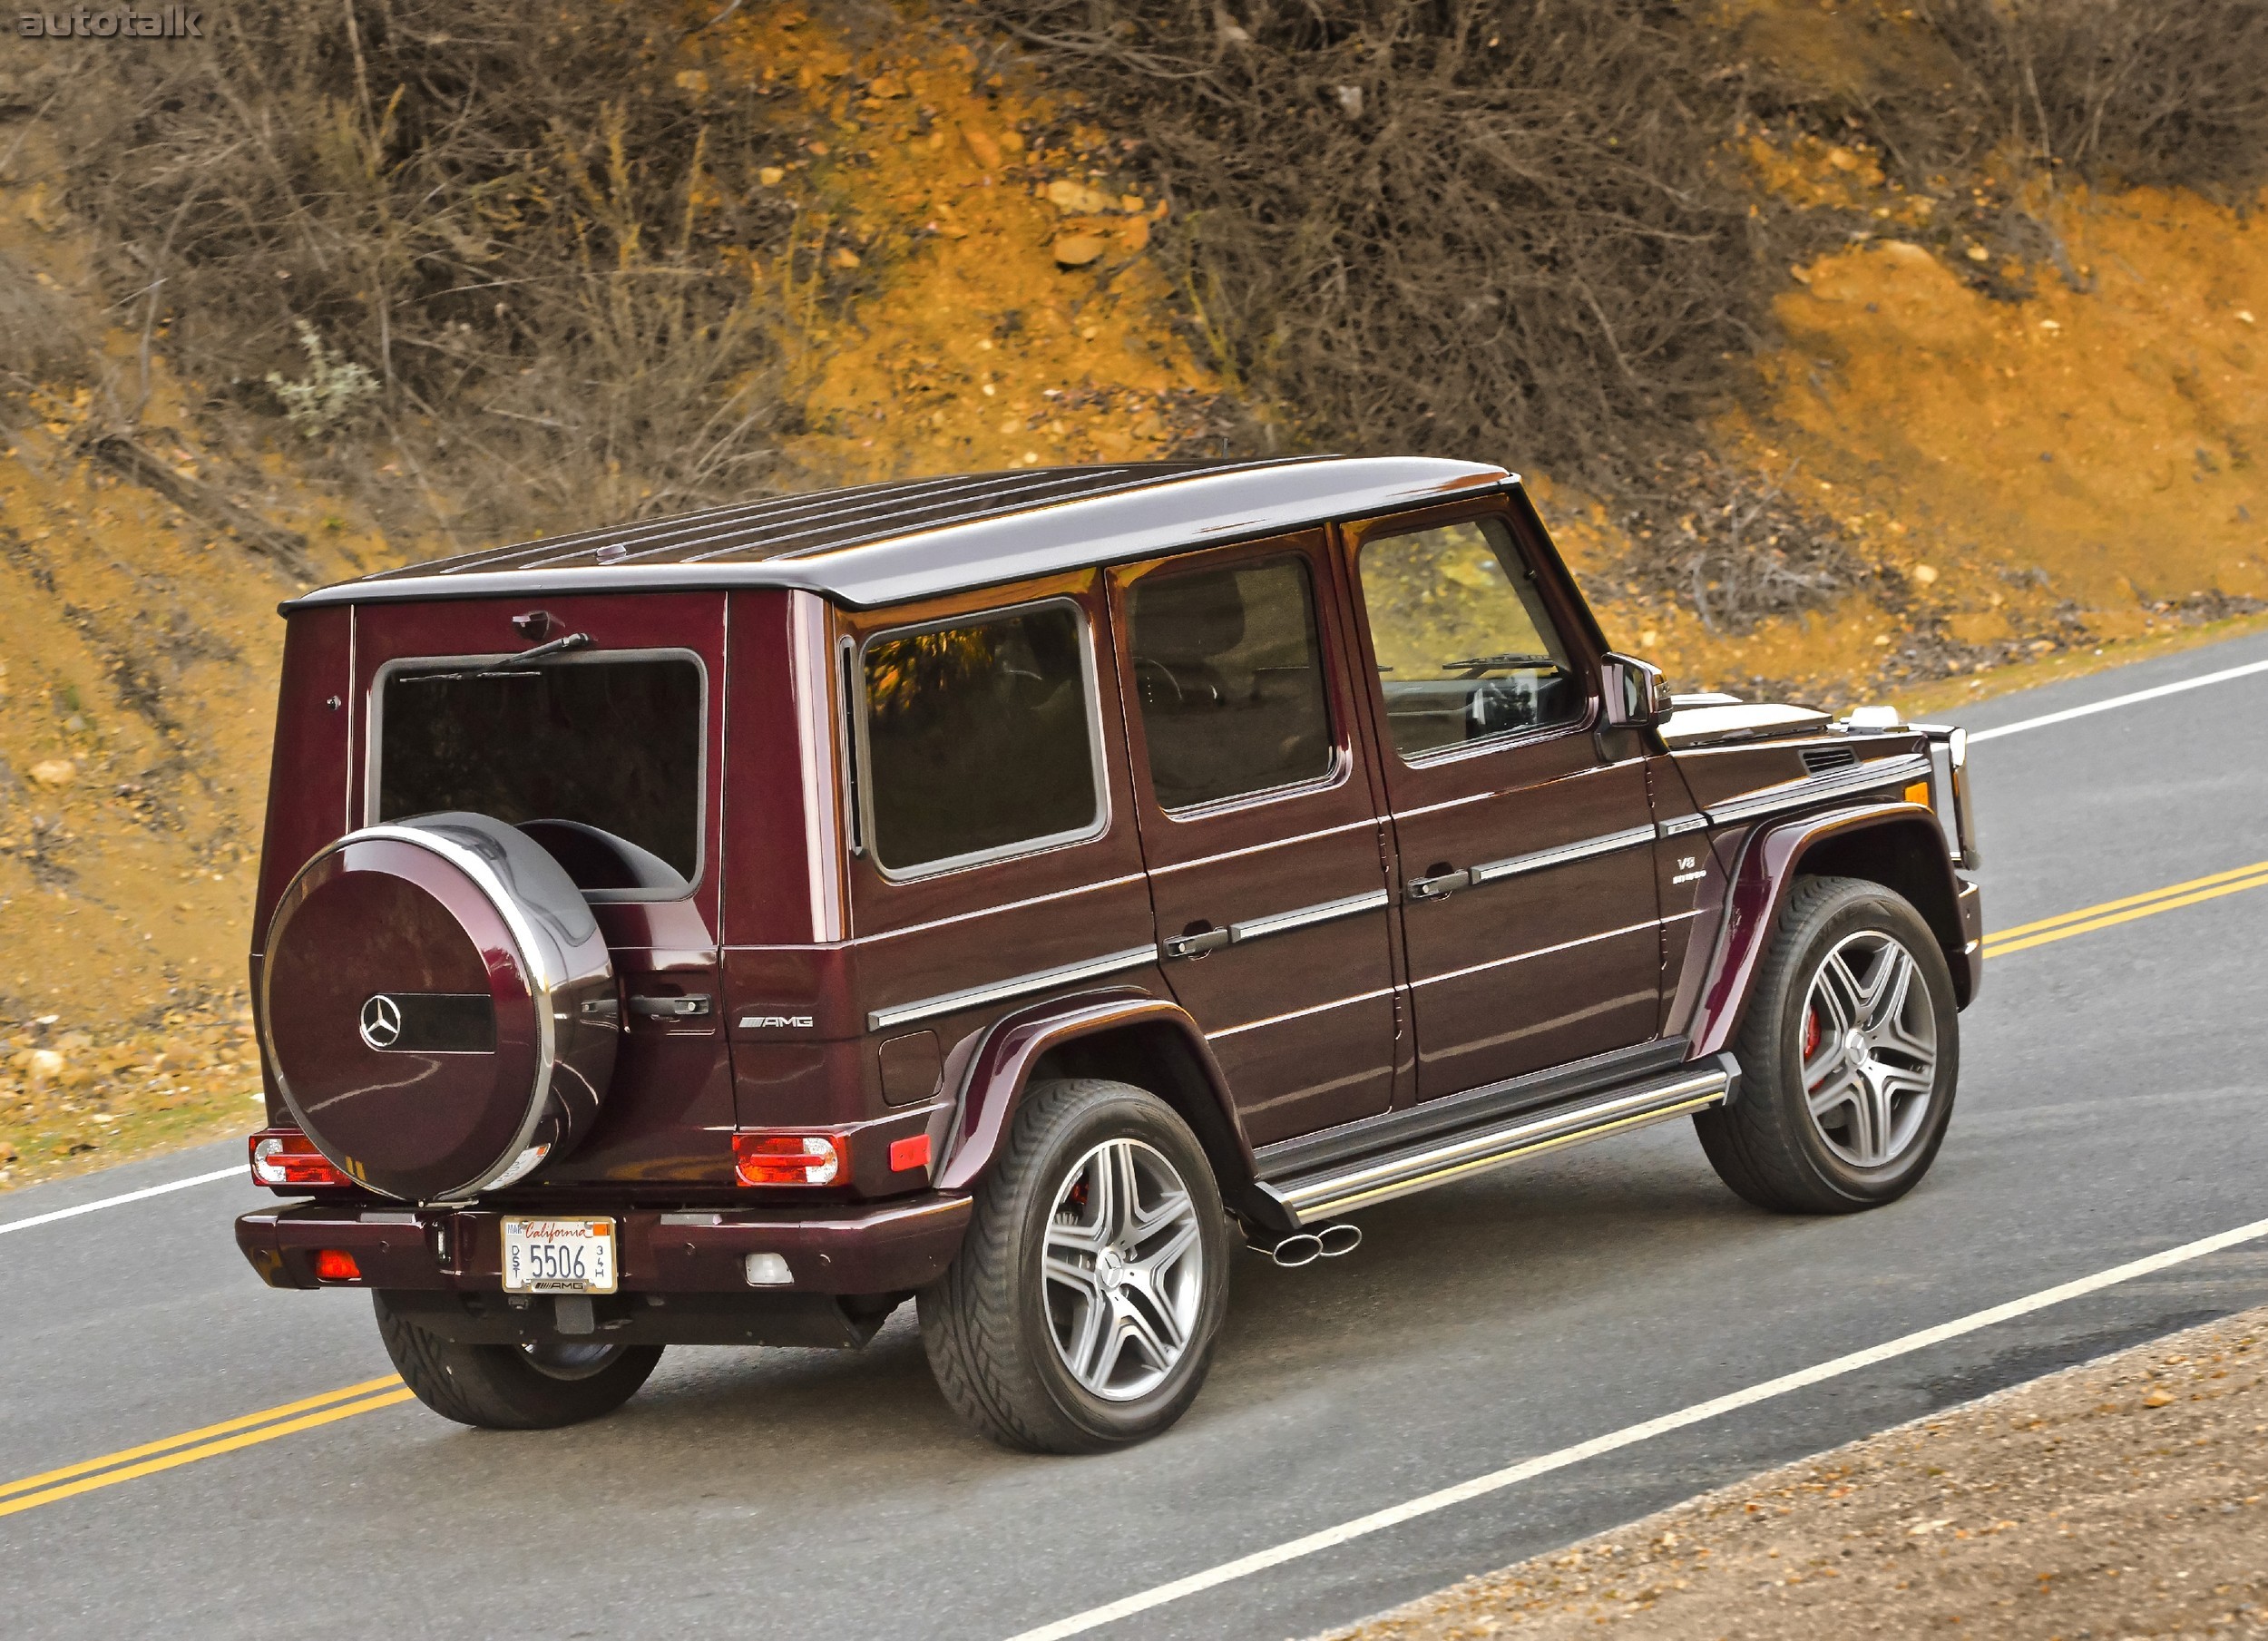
left=1982, top=859, right=2268, bottom=958
left=0, top=1375, right=411, bottom=1519
left=5, top=857, right=2265, bottom=1523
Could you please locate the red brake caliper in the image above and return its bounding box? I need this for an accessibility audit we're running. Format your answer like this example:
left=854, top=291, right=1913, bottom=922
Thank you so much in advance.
left=1801, top=1004, right=1823, bottom=1087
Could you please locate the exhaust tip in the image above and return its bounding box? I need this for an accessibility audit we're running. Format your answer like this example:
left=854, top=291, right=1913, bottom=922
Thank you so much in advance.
left=1268, top=1232, right=1323, bottom=1268
left=1316, top=1222, right=1362, bottom=1257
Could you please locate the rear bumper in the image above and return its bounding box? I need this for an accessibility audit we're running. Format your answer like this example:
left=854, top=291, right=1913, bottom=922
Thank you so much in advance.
left=235, top=1191, right=972, bottom=1299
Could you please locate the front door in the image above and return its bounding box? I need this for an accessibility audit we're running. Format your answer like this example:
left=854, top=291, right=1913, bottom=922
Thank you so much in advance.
left=1344, top=504, right=1662, bottom=1101
left=1111, top=534, right=1399, bottom=1148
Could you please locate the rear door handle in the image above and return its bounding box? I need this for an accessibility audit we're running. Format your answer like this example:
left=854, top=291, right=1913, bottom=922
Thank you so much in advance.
left=629, top=993, right=712, bottom=1018
left=1161, top=927, right=1231, bottom=960
left=1405, top=870, right=1473, bottom=903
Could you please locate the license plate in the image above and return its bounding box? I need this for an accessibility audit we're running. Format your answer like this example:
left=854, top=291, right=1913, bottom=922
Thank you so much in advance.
left=501, top=1218, right=617, bottom=1294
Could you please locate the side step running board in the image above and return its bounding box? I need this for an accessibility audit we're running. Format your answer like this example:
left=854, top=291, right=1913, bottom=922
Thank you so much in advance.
left=1256, top=1056, right=1737, bottom=1227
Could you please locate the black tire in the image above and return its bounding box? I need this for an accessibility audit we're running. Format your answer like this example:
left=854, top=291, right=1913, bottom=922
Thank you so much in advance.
left=1696, top=874, right=1960, bottom=1214
left=373, top=1292, right=663, bottom=1431
left=918, top=1078, right=1230, bottom=1454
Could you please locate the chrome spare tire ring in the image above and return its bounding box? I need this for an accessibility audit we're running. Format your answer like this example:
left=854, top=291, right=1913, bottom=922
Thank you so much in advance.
left=1798, top=928, right=1940, bottom=1169
left=1041, top=1137, right=1207, bottom=1402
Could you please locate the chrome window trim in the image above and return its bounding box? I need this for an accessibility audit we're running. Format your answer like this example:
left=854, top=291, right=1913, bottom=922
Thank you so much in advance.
left=1702, top=752, right=1931, bottom=828
left=364, top=646, right=711, bottom=904
left=865, top=943, right=1157, bottom=1032
left=853, top=595, right=1113, bottom=883
left=1227, top=888, right=1393, bottom=945
left=1466, top=825, right=1657, bottom=886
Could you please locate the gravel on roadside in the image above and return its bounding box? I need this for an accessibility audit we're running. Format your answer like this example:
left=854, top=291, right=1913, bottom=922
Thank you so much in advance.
left=1315, top=1305, right=2268, bottom=1641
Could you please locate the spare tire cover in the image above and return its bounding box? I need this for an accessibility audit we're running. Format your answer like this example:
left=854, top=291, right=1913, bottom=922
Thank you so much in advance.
left=261, top=812, right=619, bottom=1202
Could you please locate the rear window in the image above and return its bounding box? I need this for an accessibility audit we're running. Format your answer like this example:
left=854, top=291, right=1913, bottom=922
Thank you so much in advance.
left=376, top=654, right=703, bottom=894
left=859, top=601, right=1102, bottom=874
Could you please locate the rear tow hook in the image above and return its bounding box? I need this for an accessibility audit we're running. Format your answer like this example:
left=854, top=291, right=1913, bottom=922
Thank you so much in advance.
left=1251, top=1222, right=1362, bottom=1267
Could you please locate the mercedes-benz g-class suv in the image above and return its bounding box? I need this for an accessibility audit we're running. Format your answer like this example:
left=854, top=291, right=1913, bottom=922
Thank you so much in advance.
left=235, top=457, right=1980, bottom=1452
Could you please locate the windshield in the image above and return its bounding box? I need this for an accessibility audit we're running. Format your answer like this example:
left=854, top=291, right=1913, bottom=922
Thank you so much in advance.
left=376, top=653, right=703, bottom=894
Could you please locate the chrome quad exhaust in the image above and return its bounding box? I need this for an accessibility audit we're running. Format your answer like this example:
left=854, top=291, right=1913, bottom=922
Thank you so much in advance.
left=1251, top=1221, right=1363, bottom=1267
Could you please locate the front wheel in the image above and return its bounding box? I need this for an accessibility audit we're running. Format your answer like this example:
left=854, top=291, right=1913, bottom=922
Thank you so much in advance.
left=918, top=1078, right=1229, bottom=1453
left=1696, top=874, right=1959, bottom=1214
left=374, top=1292, right=663, bottom=1430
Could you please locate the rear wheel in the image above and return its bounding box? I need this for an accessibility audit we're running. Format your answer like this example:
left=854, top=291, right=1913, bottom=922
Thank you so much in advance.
left=1696, top=874, right=1959, bottom=1213
left=374, top=1292, right=662, bottom=1430
left=918, top=1078, right=1229, bottom=1453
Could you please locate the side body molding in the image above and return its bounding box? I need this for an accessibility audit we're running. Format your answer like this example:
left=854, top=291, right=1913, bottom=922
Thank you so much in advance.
left=1686, top=802, right=1977, bottom=1059
left=934, top=990, right=1264, bottom=1213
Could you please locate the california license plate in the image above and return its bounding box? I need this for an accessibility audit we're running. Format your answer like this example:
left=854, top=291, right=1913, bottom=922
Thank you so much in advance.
left=501, top=1218, right=617, bottom=1294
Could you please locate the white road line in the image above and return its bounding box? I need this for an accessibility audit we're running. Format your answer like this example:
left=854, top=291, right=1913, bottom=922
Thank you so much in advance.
left=1967, top=654, right=2268, bottom=742
left=1002, top=1211, right=2268, bottom=1641
left=0, top=1166, right=240, bottom=1238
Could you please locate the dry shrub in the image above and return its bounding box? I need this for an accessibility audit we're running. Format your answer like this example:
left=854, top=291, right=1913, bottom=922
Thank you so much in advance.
left=63, top=0, right=812, bottom=542
left=982, top=0, right=1762, bottom=494
left=0, top=248, right=83, bottom=387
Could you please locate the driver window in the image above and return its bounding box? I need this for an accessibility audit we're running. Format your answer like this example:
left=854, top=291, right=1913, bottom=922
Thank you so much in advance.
left=1356, top=519, right=1580, bottom=759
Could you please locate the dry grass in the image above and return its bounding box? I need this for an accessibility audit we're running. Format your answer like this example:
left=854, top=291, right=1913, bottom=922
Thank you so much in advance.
left=59, top=0, right=820, bottom=546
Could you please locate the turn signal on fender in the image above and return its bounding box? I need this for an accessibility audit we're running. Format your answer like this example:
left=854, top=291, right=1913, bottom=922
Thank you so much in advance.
left=732, top=1132, right=847, bottom=1187
left=249, top=1128, right=348, bottom=1189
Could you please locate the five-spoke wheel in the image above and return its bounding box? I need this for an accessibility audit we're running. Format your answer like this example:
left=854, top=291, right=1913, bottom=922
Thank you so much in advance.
left=1696, top=874, right=1959, bottom=1213
left=919, top=1078, right=1229, bottom=1452
left=1042, top=1137, right=1207, bottom=1401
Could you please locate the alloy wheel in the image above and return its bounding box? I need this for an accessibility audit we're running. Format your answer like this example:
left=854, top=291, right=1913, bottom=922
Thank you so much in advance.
left=1799, top=929, right=1940, bottom=1168
left=1042, top=1138, right=1207, bottom=1401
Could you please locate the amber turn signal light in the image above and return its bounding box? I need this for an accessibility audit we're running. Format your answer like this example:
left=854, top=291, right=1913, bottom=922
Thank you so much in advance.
left=732, top=1132, right=847, bottom=1187
left=312, top=1248, right=362, bottom=1282
left=249, top=1128, right=349, bottom=1189
left=1903, top=780, right=1931, bottom=806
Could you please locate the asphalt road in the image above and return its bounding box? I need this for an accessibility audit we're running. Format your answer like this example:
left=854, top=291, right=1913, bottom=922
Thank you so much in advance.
left=8, top=634, right=2268, bottom=1640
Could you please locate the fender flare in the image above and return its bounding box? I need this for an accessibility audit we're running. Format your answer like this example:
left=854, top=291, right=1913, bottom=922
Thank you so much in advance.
left=933, top=989, right=1269, bottom=1218
left=1689, top=802, right=1972, bottom=1058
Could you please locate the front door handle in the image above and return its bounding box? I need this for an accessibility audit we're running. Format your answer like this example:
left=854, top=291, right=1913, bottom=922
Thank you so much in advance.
left=629, top=993, right=712, bottom=1019
left=1405, top=869, right=1474, bottom=903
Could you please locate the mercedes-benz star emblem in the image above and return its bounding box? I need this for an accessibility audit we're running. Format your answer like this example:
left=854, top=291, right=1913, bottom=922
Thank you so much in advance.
left=359, top=993, right=404, bottom=1050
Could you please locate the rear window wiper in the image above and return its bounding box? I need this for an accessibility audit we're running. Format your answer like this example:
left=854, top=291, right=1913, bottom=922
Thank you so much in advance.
left=1443, top=651, right=1560, bottom=677
left=400, top=631, right=593, bottom=684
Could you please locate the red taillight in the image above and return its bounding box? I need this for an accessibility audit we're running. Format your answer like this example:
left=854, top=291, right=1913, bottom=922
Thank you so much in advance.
left=889, top=1134, right=932, bottom=1173
left=733, top=1132, right=847, bottom=1187
left=249, top=1129, right=348, bottom=1189
left=312, top=1248, right=362, bottom=1282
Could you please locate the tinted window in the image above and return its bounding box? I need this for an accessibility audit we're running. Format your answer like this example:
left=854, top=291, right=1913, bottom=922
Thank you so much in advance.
left=379, top=656, right=702, bottom=891
left=1129, top=555, right=1334, bottom=809
left=1357, top=520, right=1580, bottom=758
left=863, top=602, right=1100, bottom=873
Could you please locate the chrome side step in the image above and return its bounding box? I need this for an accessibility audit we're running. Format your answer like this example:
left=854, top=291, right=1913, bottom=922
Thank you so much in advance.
left=1257, top=1058, right=1736, bottom=1227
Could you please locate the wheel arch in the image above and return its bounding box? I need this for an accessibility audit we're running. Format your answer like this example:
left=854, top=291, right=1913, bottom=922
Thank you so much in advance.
left=934, top=991, right=1276, bottom=1226
left=1691, top=803, right=1972, bottom=1057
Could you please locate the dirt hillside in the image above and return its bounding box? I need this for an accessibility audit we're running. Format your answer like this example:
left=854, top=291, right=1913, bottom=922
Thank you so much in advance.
left=5, top=1, right=2268, bottom=1186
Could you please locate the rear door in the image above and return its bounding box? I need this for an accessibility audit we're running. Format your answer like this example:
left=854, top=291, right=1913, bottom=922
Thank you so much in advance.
left=1342, top=503, right=1663, bottom=1100
left=352, top=591, right=735, bottom=1183
left=1110, top=534, right=1399, bottom=1147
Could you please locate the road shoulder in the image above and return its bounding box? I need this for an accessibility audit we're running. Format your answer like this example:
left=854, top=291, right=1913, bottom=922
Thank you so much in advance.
left=1316, top=1304, right=2268, bottom=1640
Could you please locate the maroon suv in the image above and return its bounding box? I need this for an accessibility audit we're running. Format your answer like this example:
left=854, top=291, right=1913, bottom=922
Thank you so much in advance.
left=235, top=457, right=1981, bottom=1451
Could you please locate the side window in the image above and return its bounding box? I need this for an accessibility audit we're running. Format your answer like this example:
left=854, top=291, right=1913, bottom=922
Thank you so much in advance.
left=860, top=601, right=1101, bottom=874
left=1128, top=555, right=1334, bottom=809
left=1356, top=518, right=1581, bottom=759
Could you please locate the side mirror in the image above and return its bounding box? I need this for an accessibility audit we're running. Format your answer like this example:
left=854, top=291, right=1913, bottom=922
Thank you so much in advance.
left=1599, top=653, right=1670, bottom=730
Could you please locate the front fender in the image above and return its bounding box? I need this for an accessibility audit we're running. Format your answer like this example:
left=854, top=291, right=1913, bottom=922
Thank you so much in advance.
left=1689, top=803, right=1974, bottom=1058
left=934, top=991, right=1256, bottom=1202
